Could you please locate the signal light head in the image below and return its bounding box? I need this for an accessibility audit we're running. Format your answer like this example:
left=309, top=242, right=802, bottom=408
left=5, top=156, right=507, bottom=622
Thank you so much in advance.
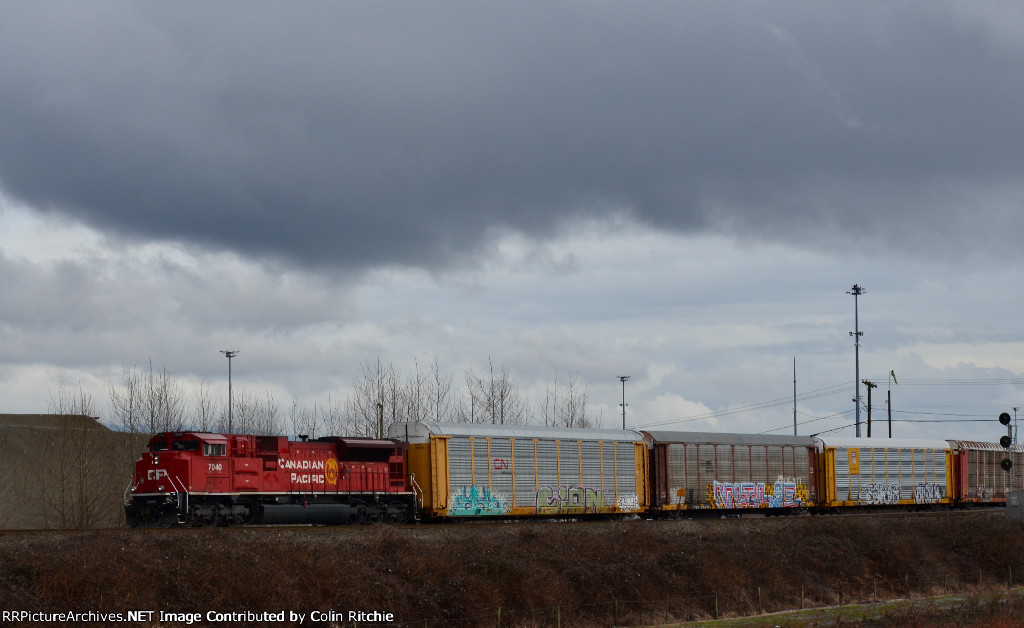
left=1001, top=458, right=1014, bottom=472
left=1001, top=435, right=1013, bottom=448
left=1000, top=412, right=1012, bottom=426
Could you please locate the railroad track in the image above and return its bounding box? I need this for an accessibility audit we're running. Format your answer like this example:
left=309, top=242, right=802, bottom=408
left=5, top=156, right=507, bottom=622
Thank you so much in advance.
left=0, top=506, right=1005, bottom=535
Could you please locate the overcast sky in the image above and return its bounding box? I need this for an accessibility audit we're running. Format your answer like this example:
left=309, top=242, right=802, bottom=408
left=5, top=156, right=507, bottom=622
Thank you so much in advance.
left=1, top=1, right=1023, bottom=441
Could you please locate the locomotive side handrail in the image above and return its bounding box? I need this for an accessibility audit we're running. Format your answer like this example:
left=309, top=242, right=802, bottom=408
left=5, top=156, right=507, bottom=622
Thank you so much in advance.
left=410, top=473, right=424, bottom=509
left=167, top=475, right=189, bottom=523
left=122, top=479, right=136, bottom=506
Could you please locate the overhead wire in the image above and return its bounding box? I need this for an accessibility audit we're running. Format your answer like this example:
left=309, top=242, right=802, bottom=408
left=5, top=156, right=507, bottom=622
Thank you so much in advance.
left=636, top=375, right=1023, bottom=431
left=637, top=382, right=849, bottom=429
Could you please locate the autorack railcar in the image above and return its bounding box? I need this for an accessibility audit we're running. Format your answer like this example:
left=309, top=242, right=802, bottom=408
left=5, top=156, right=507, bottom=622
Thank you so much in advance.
left=389, top=421, right=648, bottom=519
left=644, top=431, right=818, bottom=512
left=947, top=440, right=1024, bottom=505
left=815, top=437, right=953, bottom=509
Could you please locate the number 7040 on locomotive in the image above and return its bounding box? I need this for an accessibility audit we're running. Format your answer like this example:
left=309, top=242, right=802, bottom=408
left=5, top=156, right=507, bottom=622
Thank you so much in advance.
left=125, top=431, right=417, bottom=526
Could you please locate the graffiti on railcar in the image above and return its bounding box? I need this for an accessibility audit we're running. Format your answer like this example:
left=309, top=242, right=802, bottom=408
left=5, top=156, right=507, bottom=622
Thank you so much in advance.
left=536, top=485, right=608, bottom=515
left=708, top=480, right=806, bottom=509
left=914, top=483, right=943, bottom=504
left=450, top=485, right=507, bottom=516
left=862, top=483, right=900, bottom=505
left=617, top=494, right=640, bottom=511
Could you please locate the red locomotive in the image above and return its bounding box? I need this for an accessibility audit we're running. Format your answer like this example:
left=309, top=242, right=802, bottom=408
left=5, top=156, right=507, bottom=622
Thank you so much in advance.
left=125, top=431, right=417, bottom=526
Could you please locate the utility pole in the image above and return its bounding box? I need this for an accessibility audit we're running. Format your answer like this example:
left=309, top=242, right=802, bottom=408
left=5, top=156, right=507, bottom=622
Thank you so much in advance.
left=847, top=284, right=866, bottom=437
left=220, top=350, right=239, bottom=433
left=888, top=370, right=897, bottom=439
left=863, top=380, right=877, bottom=437
left=618, top=375, right=630, bottom=430
left=793, top=357, right=798, bottom=436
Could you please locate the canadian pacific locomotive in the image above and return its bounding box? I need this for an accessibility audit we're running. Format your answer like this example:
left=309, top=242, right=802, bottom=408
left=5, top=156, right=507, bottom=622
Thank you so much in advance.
left=124, top=421, right=1024, bottom=526
left=125, top=431, right=415, bottom=526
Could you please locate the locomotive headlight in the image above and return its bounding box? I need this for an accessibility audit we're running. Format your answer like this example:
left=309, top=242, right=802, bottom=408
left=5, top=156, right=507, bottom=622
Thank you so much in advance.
left=157, top=485, right=164, bottom=491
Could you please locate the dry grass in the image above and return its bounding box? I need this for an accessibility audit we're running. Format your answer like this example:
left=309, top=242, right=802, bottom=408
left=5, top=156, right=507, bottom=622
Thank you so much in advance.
left=2, top=512, right=1024, bottom=626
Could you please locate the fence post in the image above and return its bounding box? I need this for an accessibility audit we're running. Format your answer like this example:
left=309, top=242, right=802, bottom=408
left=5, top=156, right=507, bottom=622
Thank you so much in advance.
left=800, top=585, right=804, bottom=610
left=496, top=607, right=501, bottom=628
left=715, top=592, right=719, bottom=620
left=758, top=587, right=762, bottom=614
left=872, top=577, right=876, bottom=603
left=839, top=582, right=843, bottom=606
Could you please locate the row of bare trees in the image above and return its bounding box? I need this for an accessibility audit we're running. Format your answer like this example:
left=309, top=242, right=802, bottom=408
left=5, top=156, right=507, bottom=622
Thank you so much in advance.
left=12, top=359, right=594, bottom=529
left=15, top=385, right=147, bottom=528
left=106, top=358, right=597, bottom=439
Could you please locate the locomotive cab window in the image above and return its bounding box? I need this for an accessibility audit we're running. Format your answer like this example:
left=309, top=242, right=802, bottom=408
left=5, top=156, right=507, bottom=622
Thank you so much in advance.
left=149, top=440, right=169, bottom=452
left=204, top=443, right=226, bottom=457
left=171, top=440, right=200, bottom=452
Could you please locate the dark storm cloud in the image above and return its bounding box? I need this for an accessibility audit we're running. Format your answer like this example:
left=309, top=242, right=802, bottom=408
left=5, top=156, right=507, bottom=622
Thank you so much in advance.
left=0, top=2, right=1021, bottom=268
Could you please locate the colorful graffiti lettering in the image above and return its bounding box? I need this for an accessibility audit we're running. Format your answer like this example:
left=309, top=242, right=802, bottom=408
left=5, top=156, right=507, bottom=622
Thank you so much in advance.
left=709, top=481, right=805, bottom=509
left=794, top=483, right=809, bottom=504
left=914, top=483, right=943, bottom=504
left=862, top=483, right=900, bottom=505
left=536, top=485, right=607, bottom=515
left=450, top=485, right=507, bottom=516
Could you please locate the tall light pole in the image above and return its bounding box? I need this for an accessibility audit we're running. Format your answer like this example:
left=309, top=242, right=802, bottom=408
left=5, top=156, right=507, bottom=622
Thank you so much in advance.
left=220, top=350, right=239, bottom=433
left=847, top=284, right=865, bottom=437
left=888, top=370, right=897, bottom=439
left=618, top=375, right=630, bottom=430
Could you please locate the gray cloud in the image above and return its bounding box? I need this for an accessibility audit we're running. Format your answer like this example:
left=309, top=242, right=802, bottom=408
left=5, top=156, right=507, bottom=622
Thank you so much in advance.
left=0, top=2, right=1022, bottom=273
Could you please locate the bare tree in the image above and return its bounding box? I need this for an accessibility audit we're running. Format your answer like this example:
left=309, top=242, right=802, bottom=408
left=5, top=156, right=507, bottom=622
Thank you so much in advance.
left=401, top=359, right=430, bottom=424
left=191, top=379, right=216, bottom=432
left=559, top=373, right=591, bottom=428
left=318, top=396, right=346, bottom=436
left=221, top=390, right=251, bottom=434
left=44, top=385, right=114, bottom=528
left=538, top=372, right=593, bottom=428
left=109, top=365, right=143, bottom=435
left=458, top=358, right=529, bottom=425
left=0, top=430, right=17, bottom=527
left=428, top=357, right=455, bottom=423
left=345, top=359, right=399, bottom=437
left=288, top=399, right=319, bottom=439
left=140, top=361, right=186, bottom=433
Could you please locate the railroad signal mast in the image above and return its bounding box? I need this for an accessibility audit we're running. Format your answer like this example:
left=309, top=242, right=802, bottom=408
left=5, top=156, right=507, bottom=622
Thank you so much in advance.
left=1000, top=412, right=1013, bottom=491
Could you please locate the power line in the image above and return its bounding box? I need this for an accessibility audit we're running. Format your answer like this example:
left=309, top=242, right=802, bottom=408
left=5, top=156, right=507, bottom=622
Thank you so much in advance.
left=760, top=408, right=855, bottom=435
left=635, top=375, right=1024, bottom=431
left=864, top=376, right=1024, bottom=386
left=893, top=409, right=999, bottom=418
left=637, top=383, right=850, bottom=429
left=892, top=418, right=995, bottom=423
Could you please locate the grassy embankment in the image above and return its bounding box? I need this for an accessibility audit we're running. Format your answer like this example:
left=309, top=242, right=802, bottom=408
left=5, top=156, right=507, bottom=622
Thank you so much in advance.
left=3, top=511, right=1024, bottom=626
